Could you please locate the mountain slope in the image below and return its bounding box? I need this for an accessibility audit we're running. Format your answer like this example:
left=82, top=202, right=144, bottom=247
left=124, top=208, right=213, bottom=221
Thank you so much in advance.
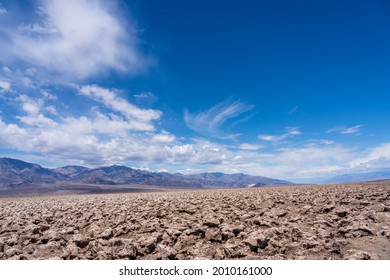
left=54, top=165, right=90, bottom=177
left=0, top=158, right=67, bottom=186
left=69, top=166, right=203, bottom=187
left=0, top=157, right=293, bottom=188
left=186, top=172, right=291, bottom=187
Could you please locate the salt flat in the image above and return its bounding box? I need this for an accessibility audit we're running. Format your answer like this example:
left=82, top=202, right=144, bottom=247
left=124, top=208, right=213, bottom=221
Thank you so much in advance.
left=1, top=183, right=389, bottom=260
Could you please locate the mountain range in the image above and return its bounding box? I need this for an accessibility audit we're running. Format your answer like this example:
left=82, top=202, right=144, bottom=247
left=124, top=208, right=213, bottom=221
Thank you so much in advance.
left=0, top=157, right=292, bottom=189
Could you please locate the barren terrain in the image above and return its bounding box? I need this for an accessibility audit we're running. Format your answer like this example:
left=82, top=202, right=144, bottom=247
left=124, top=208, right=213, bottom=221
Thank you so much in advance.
left=1, top=183, right=389, bottom=260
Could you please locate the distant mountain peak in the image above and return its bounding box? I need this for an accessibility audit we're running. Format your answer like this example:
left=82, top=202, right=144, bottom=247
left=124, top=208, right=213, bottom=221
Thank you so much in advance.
left=0, top=157, right=293, bottom=189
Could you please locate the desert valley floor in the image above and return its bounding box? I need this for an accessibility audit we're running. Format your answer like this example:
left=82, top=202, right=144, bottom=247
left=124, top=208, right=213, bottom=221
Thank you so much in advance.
left=1, top=182, right=390, bottom=260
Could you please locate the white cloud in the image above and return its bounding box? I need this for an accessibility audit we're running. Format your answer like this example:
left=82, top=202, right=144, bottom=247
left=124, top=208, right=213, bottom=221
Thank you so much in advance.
left=327, top=125, right=364, bottom=135
left=15, top=94, right=57, bottom=127
left=258, top=135, right=277, bottom=141
left=18, top=23, right=58, bottom=35
left=276, top=146, right=352, bottom=165
left=0, top=80, right=11, bottom=92
left=309, top=139, right=334, bottom=145
left=0, top=92, right=229, bottom=166
left=184, top=99, right=254, bottom=138
left=18, top=113, right=57, bottom=127
left=0, top=8, right=6, bottom=14
left=41, top=90, right=57, bottom=100
left=2, top=92, right=390, bottom=182
left=134, top=92, right=156, bottom=101
left=1, top=0, right=148, bottom=80
left=167, top=141, right=229, bottom=165
left=237, top=143, right=263, bottom=150
left=258, top=126, right=301, bottom=142
left=286, top=126, right=301, bottom=135
left=20, top=77, right=34, bottom=88
left=0, top=114, right=228, bottom=167
left=16, top=94, right=42, bottom=115
left=349, top=143, right=390, bottom=169
left=233, top=155, right=243, bottom=161
left=79, top=85, right=161, bottom=131
left=151, top=131, right=176, bottom=143
left=170, top=145, right=195, bottom=163
left=2, top=67, right=11, bottom=73
left=305, top=139, right=335, bottom=147
left=1, top=84, right=389, bottom=182
left=169, top=144, right=352, bottom=180
left=0, top=120, right=26, bottom=140
left=341, top=125, right=363, bottom=134
left=45, top=105, right=58, bottom=115
left=25, top=68, right=37, bottom=77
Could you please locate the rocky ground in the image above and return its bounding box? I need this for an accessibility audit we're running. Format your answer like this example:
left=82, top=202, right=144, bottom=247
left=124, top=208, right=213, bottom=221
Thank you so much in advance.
left=0, top=183, right=389, bottom=260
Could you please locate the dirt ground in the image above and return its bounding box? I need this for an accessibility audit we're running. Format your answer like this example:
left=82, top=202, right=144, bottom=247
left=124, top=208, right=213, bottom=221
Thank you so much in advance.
left=1, top=183, right=389, bottom=260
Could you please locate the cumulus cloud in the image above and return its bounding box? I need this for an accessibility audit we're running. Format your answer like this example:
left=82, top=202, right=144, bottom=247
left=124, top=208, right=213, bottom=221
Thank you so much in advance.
left=168, top=141, right=228, bottom=165
left=16, top=94, right=42, bottom=115
left=14, top=94, right=57, bottom=127
left=184, top=99, right=254, bottom=138
left=0, top=0, right=148, bottom=80
left=0, top=117, right=230, bottom=167
left=0, top=91, right=232, bottom=167
left=79, top=85, right=162, bottom=131
left=41, top=90, right=57, bottom=100
left=6, top=91, right=359, bottom=180
left=151, top=131, right=176, bottom=143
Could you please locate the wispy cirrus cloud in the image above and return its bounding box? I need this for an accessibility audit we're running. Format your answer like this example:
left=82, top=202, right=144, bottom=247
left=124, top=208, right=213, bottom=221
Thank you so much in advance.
left=0, top=0, right=148, bottom=81
left=288, top=105, right=299, bottom=115
left=134, top=92, right=157, bottom=101
left=133, top=92, right=158, bottom=107
left=304, top=139, right=335, bottom=147
left=258, top=126, right=302, bottom=142
left=0, top=2, right=6, bottom=14
left=184, top=99, right=254, bottom=138
left=327, top=124, right=364, bottom=135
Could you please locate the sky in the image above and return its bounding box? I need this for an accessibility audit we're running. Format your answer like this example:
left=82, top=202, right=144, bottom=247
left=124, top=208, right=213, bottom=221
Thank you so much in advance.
left=0, top=0, right=389, bottom=183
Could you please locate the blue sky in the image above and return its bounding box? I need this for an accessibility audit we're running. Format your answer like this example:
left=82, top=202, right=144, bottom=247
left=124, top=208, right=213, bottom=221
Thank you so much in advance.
left=0, top=0, right=389, bottom=182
